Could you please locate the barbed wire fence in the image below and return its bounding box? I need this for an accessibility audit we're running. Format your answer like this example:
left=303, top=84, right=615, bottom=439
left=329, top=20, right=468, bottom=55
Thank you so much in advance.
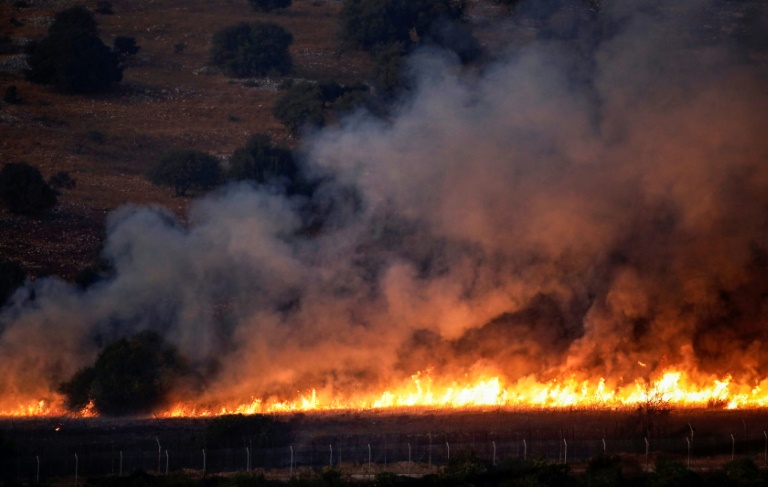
left=3, top=429, right=768, bottom=483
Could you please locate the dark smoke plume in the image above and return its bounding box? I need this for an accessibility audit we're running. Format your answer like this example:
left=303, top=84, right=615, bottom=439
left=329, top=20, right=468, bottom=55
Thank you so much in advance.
left=1, top=0, right=767, bottom=410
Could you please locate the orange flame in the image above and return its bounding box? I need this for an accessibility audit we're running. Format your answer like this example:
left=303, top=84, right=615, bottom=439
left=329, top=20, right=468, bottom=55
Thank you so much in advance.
left=4, top=369, right=768, bottom=418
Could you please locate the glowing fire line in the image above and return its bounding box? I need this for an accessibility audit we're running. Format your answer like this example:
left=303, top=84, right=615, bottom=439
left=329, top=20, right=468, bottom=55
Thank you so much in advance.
left=5, top=368, right=768, bottom=418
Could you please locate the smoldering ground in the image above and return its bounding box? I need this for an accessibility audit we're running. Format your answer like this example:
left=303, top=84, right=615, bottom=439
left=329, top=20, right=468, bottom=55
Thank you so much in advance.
left=1, top=0, right=767, bottom=411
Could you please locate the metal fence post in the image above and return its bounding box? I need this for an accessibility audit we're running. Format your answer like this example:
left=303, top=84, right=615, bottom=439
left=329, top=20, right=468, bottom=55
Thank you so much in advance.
left=492, top=441, right=496, bottom=466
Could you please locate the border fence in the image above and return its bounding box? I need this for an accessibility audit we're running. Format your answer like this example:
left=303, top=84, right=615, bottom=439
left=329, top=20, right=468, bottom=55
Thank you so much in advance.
left=3, top=430, right=768, bottom=482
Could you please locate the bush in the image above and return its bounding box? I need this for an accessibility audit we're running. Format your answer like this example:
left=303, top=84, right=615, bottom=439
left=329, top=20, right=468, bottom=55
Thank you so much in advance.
left=339, top=0, right=466, bottom=50
left=3, top=85, right=21, bottom=104
left=210, top=22, right=293, bottom=77
left=147, top=149, right=221, bottom=197
left=0, top=258, right=25, bottom=308
left=0, top=162, right=58, bottom=214
left=25, top=6, right=122, bottom=93
left=272, top=82, right=325, bottom=133
left=247, top=0, right=291, bottom=12
left=58, top=331, right=189, bottom=416
left=113, top=36, right=140, bottom=56
left=48, top=170, right=76, bottom=189
left=228, top=133, right=297, bottom=185
left=584, top=454, right=622, bottom=487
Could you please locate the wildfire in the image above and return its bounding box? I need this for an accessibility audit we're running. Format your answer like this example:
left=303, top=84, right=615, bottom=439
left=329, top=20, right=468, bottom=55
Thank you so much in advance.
left=6, top=368, right=768, bottom=418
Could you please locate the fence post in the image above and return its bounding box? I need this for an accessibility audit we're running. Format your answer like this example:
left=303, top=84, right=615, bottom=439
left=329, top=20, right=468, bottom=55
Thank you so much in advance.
left=492, top=441, right=496, bottom=466
left=156, top=437, right=161, bottom=473
left=246, top=447, right=250, bottom=472
left=120, top=451, right=123, bottom=476
left=602, top=437, right=606, bottom=455
left=644, top=438, right=649, bottom=472
left=165, top=450, right=169, bottom=475
left=428, top=433, right=432, bottom=467
left=290, top=446, right=294, bottom=477
left=446, top=442, right=450, bottom=462
left=202, top=449, right=206, bottom=473
left=368, top=444, right=372, bottom=475
left=563, top=439, right=567, bottom=465
left=686, top=437, right=691, bottom=468
left=36, top=455, right=39, bottom=484
left=75, top=453, right=78, bottom=487
left=408, top=443, right=411, bottom=474
left=329, top=445, right=333, bottom=468
left=764, top=431, right=767, bottom=466
left=731, top=434, right=735, bottom=461
left=523, top=439, right=527, bottom=461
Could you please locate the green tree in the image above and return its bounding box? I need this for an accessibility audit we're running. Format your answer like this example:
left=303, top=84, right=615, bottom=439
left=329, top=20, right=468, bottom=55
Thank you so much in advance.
left=25, top=6, right=122, bottom=93
left=58, top=331, right=188, bottom=416
left=0, top=259, right=25, bottom=308
left=228, top=133, right=297, bottom=184
left=0, top=162, right=58, bottom=214
left=147, top=149, right=221, bottom=196
left=272, top=82, right=326, bottom=133
left=247, top=0, right=291, bottom=12
left=210, top=22, right=292, bottom=77
left=339, top=0, right=466, bottom=51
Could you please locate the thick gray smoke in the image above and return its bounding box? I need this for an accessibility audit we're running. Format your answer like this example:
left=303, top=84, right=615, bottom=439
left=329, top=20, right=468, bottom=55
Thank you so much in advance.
left=1, top=0, right=767, bottom=409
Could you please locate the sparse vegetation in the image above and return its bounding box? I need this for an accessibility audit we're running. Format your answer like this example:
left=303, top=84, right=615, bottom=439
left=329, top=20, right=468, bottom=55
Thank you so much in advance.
left=0, top=162, right=58, bottom=214
left=210, top=22, right=293, bottom=77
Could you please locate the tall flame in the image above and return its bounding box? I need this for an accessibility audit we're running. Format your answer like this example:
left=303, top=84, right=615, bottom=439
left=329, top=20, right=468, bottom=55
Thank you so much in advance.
left=4, top=368, right=768, bottom=418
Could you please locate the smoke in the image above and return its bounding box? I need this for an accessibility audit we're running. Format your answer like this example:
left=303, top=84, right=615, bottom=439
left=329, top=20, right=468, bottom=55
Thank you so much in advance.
left=1, top=0, right=768, bottom=409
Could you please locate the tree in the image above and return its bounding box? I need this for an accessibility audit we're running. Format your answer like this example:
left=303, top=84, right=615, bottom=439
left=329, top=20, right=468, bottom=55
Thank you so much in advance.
left=272, top=81, right=370, bottom=132
left=0, top=259, right=25, bottom=308
left=228, top=133, right=297, bottom=184
left=210, top=22, right=292, bottom=77
left=339, top=0, right=466, bottom=51
left=0, top=162, right=58, bottom=214
left=112, top=36, right=139, bottom=56
left=271, top=82, right=326, bottom=133
left=147, top=149, right=221, bottom=197
left=58, top=331, right=188, bottom=416
left=25, top=6, right=122, bottom=93
left=247, top=0, right=291, bottom=12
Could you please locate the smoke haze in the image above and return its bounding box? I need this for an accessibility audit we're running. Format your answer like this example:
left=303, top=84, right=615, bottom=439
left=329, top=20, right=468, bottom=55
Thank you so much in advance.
left=1, top=0, right=768, bottom=410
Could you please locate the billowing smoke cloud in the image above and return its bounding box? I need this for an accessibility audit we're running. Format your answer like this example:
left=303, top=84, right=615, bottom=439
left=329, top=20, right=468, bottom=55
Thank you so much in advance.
left=1, top=0, right=767, bottom=410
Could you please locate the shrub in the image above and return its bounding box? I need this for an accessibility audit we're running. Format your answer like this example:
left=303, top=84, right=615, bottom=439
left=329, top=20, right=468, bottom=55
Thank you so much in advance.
left=58, top=331, right=189, bottom=416
left=247, top=0, right=291, bottom=12
left=147, top=149, right=221, bottom=197
left=228, top=133, right=297, bottom=185
left=271, top=82, right=325, bottom=133
left=339, top=0, right=466, bottom=51
left=205, top=414, right=291, bottom=448
left=95, top=1, right=113, bottom=14
left=3, top=85, right=21, bottom=104
left=48, top=170, right=76, bottom=190
left=0, top=258, right=25, bottom=308
left=113, top=36, right=140, bottom=56
left=25, top=6, right=122, bottom=93
left=210, top=22, right=293, bottom=77
left=0, top=162, right=58, bottom=214
left=584, top=454, right=622, bottom=487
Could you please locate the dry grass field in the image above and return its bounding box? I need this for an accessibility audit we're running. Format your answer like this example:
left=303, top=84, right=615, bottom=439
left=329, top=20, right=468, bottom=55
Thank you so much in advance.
left=0, top=0, right=373, bottom=279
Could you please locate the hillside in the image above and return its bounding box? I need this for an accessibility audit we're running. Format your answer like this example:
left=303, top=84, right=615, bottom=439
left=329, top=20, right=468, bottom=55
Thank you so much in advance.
left=0, top=0, right=373, bottom=279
